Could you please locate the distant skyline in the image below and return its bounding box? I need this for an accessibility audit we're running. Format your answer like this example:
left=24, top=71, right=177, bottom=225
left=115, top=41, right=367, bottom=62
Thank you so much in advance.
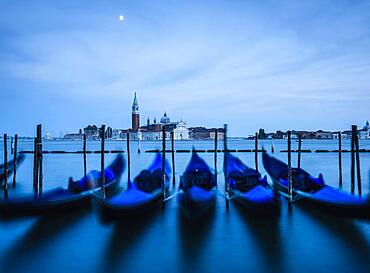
left=1, top=0, right=370, bottom=137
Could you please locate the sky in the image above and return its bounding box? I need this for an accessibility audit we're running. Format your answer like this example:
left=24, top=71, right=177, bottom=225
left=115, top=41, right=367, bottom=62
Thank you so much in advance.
left=0, top=0, right=370, bottom=137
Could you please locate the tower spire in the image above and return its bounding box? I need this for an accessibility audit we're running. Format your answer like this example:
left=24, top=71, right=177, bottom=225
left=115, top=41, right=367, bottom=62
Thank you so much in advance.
left=132, top=92, right=139, bottom=114
left=131, top=92, right=140, bottom=131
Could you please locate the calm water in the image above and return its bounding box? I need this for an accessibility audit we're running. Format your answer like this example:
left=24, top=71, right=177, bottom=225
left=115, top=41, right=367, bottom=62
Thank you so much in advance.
left=0, top=139, right=370, bottom=273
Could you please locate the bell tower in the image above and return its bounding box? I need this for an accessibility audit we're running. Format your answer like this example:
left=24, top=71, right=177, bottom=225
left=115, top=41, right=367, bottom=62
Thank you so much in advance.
left=131, top=92, right=140, bottom=131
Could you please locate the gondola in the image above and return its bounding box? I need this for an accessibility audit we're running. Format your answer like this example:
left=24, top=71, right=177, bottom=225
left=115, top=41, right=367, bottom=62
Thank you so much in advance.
left=0, top=154, right=124, bottom=219
left=262, top=152, right=370, bottom=219
left=0, top=154, right=26, bottom=183
left=177, top=152, right=216, bottom=218
left=225, top=153, right=280, bottom=215
left=94, top=153, right=171, bottom=221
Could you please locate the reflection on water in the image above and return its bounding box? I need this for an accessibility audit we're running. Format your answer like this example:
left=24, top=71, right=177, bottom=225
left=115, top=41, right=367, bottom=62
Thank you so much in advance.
left=1, top=209, right=90, bottom=273
left=233, top=202, right=283, bottom=273
left=102, top=209, right=162, bottom=273
left=177, top=207, right=216, bottom=273
left=297, top=205, right=370, bottom=263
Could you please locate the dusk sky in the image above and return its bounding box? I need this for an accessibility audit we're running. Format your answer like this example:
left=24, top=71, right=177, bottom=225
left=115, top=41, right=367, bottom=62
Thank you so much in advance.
left=1, top=0, right=370, bottom=137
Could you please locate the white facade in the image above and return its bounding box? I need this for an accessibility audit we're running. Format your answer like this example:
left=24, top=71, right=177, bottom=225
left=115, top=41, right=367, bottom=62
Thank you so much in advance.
left=173, top=121, right=189, bottom=140
left=358, top=129, right=370, bottom=139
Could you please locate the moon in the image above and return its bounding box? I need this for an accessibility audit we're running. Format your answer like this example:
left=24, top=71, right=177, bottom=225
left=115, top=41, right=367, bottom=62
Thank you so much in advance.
left=119, top=15, right=124, bottom=21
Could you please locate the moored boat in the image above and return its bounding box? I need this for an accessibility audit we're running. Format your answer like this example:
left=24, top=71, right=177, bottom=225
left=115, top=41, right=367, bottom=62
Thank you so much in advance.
left=94, top=153, right=171, bottom=221
left=262, top=152, right=370, bottom=219
left=177, top=152, right=216, bottom=219
left=225, top=153, right=280, bottom=215
left=0, top=154, right=124, bottom=219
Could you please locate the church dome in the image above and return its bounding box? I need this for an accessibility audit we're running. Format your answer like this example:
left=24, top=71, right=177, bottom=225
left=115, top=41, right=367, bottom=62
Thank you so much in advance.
left=363, top=120, right=370, bottom=130
left=160, top=112, right=170, bottom=124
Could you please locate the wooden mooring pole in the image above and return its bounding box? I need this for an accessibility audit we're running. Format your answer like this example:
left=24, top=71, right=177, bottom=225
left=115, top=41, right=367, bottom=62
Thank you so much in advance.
left=3, top=134, right=8, bottom=199
left=354, top=128, right=362, bottom=196
left=214, top=129, right=218, bottom=187
left=287, top=131, right=292, bottom=203
left=338, top=132, right=343, bottom=189
left=170, top=131, right=175, bottom=187
left=297, top=135, right=302, bottom=169
left=223, top=124, right=229, bottom=210
left=100, top=125, right=106, bottom=197
left=10, top=137, right=13, bottom=154
left=162, top=126, right=166, bottom=204
left=255, top=132, right=258, bottom=172
left=126, top=132, right=131, bottom=187
left=351, top=125, right=356, bottom=195
left=271, top=142, right=275, bottom=154
left=33, top=137, right=38, bottom=195
left=12, top=134, right=18, bottom=188
left=138, top=135, right=141, bottom=154
left=83, top=133, right=87, bottom=177
left=37, top=124, right=43, bottom=194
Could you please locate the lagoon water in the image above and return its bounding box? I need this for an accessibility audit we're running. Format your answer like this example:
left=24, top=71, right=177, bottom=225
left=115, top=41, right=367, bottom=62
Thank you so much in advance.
left=0, top=139, right=370, bottom=273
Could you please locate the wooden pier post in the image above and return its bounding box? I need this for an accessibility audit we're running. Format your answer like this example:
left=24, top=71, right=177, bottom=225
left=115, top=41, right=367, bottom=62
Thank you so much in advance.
left=338, top=132, right=343, bottom=188
left=12, top=134, right=18, bottom=188
left=33, top=137, right=38, bottom=195
left=10, top=137, right=13, bottom=154
left=126, top=132, right=131, bottom=187
left=170, top=131, right=175, bottom=187
left=36, top=124, right=43, bottom=194
left=297, top=135, right=302, bottom=169
left=162, top=126, right=166, bottom=204
left=214, top=129, right=218, bottom=187
left=223, top=124, right=229, bottom=210
left=255, top=132, right=258, bottom=172
left=271, top=142, right=275, bottom=154
left=3, top=134, right=8, bottom=199
left=137, top=135, right=141, bottom=154
left=83, top=133, right=87, bottom=177
left=351, top=125, right=356, bottom=195
left=354, top=129, right=362, bottom=196
left=100, top=125, right=106, bottom=197
left=287, top=131, right=292, bottom=203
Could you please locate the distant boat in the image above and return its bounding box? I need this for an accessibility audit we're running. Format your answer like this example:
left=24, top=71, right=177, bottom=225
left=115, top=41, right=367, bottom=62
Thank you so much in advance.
left=177, top=152, right=216, bottom=218
left=262, top=152, right=370, bottom=219
left=0, top=154, right=26, bottom=183
left=0, top=154, right=124, bottom=219
left=225, top=153, right=280, bottom=215
left=94, top=153, right=171, bottom=221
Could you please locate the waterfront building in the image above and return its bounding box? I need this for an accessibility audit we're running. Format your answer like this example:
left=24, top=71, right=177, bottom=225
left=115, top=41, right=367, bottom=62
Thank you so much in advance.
left=173, top=120, right=189, bottom=140
left=315, top=130, right=333, bottom=139
left=189, top=127, right=225, bottom=140
left=63, top=133, right=83, bottom=140
left=358, top=121, right=370, bottom=139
